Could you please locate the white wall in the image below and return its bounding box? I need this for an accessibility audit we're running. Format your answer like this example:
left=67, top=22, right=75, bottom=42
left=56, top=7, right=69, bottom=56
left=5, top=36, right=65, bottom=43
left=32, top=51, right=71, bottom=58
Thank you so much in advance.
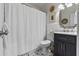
left=77, top=4, right=79, bottom=56
left=47, top=4, right=77, bottom=41
left=47, top=4, right=64, bottom=34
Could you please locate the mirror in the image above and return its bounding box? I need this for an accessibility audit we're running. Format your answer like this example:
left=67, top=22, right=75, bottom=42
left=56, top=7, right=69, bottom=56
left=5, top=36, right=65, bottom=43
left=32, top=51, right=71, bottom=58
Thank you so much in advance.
left=61, top=18, right=68, bottom=24
left=59, top=4, right=77, bottom=29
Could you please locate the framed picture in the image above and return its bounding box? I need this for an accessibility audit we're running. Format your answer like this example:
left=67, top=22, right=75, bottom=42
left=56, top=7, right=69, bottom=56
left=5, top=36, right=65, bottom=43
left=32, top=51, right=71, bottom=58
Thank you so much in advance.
left=49, top=14, right=54, bottom=20
left=49, top=5, right=56, bottom=22
left=49, top=12, right=55, bottom=22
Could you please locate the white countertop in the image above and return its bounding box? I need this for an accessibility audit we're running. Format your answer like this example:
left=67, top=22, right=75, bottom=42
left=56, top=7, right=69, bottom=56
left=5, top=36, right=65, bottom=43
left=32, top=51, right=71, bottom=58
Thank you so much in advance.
left=54, top=31, right=77, bottom=36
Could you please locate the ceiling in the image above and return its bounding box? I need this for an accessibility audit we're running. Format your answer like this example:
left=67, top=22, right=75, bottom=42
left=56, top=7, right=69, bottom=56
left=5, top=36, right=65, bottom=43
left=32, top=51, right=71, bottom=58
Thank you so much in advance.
left=23, top=3, right=59, bottom=12
left=22, top=3, right=77, bottom=12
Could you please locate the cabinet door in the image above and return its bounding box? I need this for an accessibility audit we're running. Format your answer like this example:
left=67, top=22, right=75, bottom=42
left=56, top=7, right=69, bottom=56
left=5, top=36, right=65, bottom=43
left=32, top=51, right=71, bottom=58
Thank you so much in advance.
left=54, top=40, right=59, bottom=56
left=54, top=40, right=66, bottom=56
left=54, top=40, right=76, bottom=56
left=54, top=34, right=76, bottom=56
left=61, top=42, right=66, bottom=56
left=65, top=43, right=76, bottom=56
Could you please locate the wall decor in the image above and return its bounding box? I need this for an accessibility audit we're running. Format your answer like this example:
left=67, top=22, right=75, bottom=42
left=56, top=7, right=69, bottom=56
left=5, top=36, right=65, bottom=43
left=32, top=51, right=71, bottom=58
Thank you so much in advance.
left=51, top=15, right=54, bottom=20
left=49, top=6, right=55, bottom=12
left=49, top=5, right=56, bottom=22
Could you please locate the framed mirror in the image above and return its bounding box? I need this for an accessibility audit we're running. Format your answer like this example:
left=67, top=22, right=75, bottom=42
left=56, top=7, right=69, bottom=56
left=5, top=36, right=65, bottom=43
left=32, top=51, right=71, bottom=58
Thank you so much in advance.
left=59, top=4, right=77, bottom=29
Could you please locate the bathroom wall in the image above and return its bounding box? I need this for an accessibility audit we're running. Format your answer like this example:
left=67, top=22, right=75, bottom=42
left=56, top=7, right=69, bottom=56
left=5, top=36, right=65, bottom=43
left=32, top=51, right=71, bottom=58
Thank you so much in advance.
left=77, top=4, right=79, bottom=56
left=23, top=3, right=77, bottom=35
left=47, top=4, right=63, bottom=34
left=47, top=4, right=64, bottom=41
left=47, top=4, right=77, bottom=41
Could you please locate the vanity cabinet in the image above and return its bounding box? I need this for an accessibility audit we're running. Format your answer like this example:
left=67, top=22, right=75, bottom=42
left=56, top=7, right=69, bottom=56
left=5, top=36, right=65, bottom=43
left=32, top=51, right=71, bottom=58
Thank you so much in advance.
left=54, top=33, right=76, bottom=56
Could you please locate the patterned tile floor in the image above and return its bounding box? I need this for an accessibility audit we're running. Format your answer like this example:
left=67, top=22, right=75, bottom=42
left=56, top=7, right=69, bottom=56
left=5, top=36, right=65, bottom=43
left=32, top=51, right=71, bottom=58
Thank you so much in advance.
left=19, top=46, right=53, bottom=56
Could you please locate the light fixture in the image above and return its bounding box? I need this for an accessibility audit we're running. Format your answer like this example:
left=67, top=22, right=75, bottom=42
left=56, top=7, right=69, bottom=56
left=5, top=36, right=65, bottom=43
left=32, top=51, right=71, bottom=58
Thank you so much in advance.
left=74, top=3, right=78, bottom=4
left=65, top=3, right=73, bottom=7
left=58, top=4, right=65, bottom=10
left=58, top=3, right=74, bottom=10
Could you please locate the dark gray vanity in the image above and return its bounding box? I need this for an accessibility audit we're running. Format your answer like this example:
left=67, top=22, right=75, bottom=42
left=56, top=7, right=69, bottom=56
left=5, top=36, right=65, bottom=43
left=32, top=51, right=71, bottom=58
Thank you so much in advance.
left=54, top=32, right=77, bottom=56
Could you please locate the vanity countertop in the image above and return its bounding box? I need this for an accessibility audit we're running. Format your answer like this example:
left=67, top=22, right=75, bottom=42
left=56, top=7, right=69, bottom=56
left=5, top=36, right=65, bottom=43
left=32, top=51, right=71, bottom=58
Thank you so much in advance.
left=54, top=31, right=77, bottom=36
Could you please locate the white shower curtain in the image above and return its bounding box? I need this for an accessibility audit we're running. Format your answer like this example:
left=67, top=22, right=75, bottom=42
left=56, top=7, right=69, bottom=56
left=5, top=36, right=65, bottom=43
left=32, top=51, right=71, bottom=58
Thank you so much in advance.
left=1, top=3, right=46, bottom=56
left=0, top=4, right=4, bottom=56
left=5, top=3, right=18, bottom=56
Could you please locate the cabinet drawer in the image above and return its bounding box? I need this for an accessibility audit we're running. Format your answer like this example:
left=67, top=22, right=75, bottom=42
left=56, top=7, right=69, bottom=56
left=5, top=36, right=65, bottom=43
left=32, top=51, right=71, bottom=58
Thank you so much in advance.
left=54, top=33, right=76, bottom=44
